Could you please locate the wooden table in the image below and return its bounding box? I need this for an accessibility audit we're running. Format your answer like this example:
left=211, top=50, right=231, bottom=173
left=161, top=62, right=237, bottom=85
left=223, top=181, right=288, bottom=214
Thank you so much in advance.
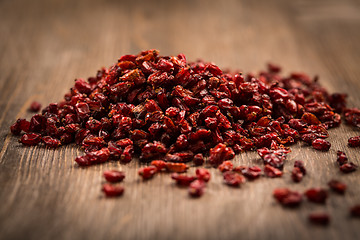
left=1, top=0, right=360, bottom=239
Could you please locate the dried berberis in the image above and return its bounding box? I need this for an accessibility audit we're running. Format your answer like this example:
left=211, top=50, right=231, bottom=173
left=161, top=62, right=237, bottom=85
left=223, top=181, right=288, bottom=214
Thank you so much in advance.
left=328, top=180, right=346, bottom=194
left=308, top=212, right=330, bottom=225
left=102, top=184, right=124, bottom=197
left=273, top=188, right=302, bottom=207
left=103, top=170, right=125, bottom=182
left=10, top=49, right=345, bottom=168
left=9, top=50, right=360, bottom=220
left=305, top=188, right=328, bottom=204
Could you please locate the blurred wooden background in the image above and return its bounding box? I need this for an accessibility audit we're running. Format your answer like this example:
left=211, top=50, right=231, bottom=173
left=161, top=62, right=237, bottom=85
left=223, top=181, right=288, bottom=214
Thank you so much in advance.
left=0, top=0, right=360, bottom=239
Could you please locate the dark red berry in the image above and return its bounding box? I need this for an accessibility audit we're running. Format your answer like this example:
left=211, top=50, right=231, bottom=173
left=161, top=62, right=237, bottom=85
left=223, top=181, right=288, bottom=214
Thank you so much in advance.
left=102, top=184, right=124, bottom=197
left=10, top=119, right=30, bottom=135
left=209, top=143, right=234, bottom=166
left=193, top=153, right=204, bottom=166
left=264, top=165, right=283, bottom=178
left=138, top=166, right=157, bottom=180
left=223, top=171, right=245, bottom=187
left=294, top=160, right=306, bottom=175
left=195, top=168, right=211, bottom=182
left=218, top=161, right=233, bottom=172
left=312, top=139, right=331, bottom=151
left=171, top=173, right=196, bottom=186
left=273, top=188, right=302, bottom=207
left=328, top=180, right=346, bottom=194
left=241, top=166, right=262, bottom=180
left=103, top=170, right=125, bottom=182
left=29, top=101, right=42, bottom=112
left=188, top=180, right=206, bottom=197
left=305, top=188, right=328, bottom=204
left=348, top=136, right=360, bottom=147
left=166, top=162, right=189, bottom=173
left=308, top=212, right=330, bottom=225
left=350, top=205, right=360, bottom=217
left=20, top=133, right=42, bottom=146
left=291, top=167, right=303, bottom=183
left=336, top=151, right=348, bottom=166
left=339, top=162, right=358, bottom=173
left=8, top=50, right=358, bottom=204
left=75, top=155, right=91, bottom=166
left=150, top=160, right=167, bottom=171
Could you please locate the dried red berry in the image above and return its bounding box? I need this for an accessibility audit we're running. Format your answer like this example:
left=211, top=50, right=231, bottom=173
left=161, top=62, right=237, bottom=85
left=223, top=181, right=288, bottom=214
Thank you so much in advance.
left=273, top=188, right=302, bottom=207
left=103, top=170, right=125, bottom=182
left=301, top=112, right=320, bottom=125
left=188, top=180, right=206, bottom=197
left=150, top=160, right=167, bottom=171
left=218, top=161, right=233, bottom=172
left=242, top=166, right=262, bottom=180
left=291, top=167, right=303, bottom=183
left=20, top=133, right=42, bottom=146
left=328, top=180, right=346, bottom=194
left=336, top=151, right=348, bottom=166
left=264, top=165, right=283, bottom=178
left=345, top=108, right=360, bottom=127
left=350, top=205, right=360, bottom=217
left=339, top=162, right=358, bottom=173
left=74, top=155, right=91, bottom=166
left=294, top=160, right=306, bottom=175
left=171, top=173, right=196, bottom=186
left=195, top=168, right=211, bottom=182
left=348, top=136, right=360, bottom=147
left=312, top=138, right=331, bottom=151
left=86, top=148, right=110, bottom=164
left=9, top=50, right=360, bottom=205
left=10, top=119, right=30, bottom=135
left=305, top=188, right=328, bottom=204
left=308, top=212, right=330, bottom=225
left=166, top=162, right=188, bottom=173
left=263, top=153, right=285, bottom=169
left=138, top=166, right=157, bottom=180
left=102, top=184, right=124, bottom=197
left=193, top=153, right=204, bottom=166
left=209, top=143, right=235, bottom=166
left=29, top=101, right=42, bottom=112
left=42, top=136, right=61, bottom=148
left=223, top=171, right=245, bottom=187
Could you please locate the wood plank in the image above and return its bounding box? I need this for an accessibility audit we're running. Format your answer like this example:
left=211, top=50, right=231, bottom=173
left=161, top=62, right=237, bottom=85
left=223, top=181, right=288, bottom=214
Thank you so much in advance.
left=0, top=0, right=359, bottom=240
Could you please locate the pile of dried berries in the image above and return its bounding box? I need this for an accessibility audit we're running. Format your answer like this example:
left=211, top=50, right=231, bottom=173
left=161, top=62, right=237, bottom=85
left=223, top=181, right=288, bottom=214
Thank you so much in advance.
left=9, top=50, right=360, bottom=222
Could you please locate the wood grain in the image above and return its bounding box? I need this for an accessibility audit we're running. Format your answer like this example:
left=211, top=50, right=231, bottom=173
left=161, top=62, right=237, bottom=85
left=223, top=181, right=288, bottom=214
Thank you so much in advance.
left=1, top=0, right=360, bottom=239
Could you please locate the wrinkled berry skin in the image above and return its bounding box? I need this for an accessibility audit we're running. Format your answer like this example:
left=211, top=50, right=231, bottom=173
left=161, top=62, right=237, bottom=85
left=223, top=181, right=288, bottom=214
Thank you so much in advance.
left=209, top=143, right=235, bottom=166
left=20, top=133, right=41, bottom=146
left=312, top=139, right=331, bottom=151
left=348, top=136, right=360, bottom=147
